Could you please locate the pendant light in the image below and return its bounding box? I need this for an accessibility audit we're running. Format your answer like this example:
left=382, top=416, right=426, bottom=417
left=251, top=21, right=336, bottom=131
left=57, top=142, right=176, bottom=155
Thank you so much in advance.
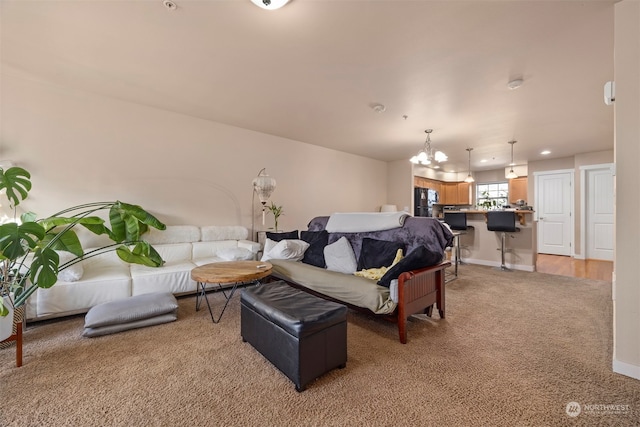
left=464, top=148, right=475, bottom=183
left=506, top=140, right=518, bottom=179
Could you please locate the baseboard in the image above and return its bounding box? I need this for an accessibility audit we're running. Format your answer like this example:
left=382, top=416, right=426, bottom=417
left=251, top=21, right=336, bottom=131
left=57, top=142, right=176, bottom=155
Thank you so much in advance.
left=461, top=258, right=535, bottom=272
left=613, top=359, right=640, bottom=380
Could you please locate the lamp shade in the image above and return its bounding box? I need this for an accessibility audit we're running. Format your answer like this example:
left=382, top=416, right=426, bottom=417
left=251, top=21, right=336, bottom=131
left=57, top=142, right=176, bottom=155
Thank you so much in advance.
left=252, top=169, right=276, bottom=204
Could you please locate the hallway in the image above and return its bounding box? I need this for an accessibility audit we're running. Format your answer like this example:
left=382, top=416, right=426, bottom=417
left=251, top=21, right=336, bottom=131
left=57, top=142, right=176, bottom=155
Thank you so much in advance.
left=536, top=254, right=613, bottom=282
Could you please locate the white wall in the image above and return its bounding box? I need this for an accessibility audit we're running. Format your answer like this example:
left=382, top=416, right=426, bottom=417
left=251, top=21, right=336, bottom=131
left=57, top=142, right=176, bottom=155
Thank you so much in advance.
left=613, top=0, right=640, bottom=380
left=1, top=69, right=388, bottom=234
left=386, top=159, right=412, bottom=213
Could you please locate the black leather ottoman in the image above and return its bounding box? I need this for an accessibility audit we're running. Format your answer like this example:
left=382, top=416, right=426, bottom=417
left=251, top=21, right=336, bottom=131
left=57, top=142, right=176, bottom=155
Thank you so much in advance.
left=241, top=281, right=347, bottom=392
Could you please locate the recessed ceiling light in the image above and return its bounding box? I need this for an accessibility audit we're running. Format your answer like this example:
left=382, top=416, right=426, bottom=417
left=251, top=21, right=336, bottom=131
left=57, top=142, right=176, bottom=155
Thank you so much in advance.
left=433, top=165, right=440, bottom=169
left=480, top=159, right=487, bottom=163
left=541, top=150, right=551, bottom=155
left=163, top=0, right=177, bottom=10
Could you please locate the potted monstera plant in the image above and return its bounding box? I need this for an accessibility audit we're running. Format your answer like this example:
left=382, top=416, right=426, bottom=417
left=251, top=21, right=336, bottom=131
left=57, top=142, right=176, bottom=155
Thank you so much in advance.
left=0, top=166, right=166, bottom=339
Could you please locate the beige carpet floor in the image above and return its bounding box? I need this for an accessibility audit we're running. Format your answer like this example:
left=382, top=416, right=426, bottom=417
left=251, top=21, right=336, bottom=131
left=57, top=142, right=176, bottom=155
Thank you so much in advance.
left=1, top=265, right=638, bottom=426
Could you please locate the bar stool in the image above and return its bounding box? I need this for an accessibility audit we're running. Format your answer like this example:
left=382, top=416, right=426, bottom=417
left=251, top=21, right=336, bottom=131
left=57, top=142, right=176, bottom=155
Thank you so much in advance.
left=443, top=212, right=474, bottom=276
left=486, top=211, right=520, bottom=271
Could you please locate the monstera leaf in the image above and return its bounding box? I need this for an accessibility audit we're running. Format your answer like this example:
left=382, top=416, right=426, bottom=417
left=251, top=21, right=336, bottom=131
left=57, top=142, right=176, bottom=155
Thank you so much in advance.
left=0, top=222, right=46, bottom=260
left=0, top=167, right=31, bottom=208
left=0, top=166, right=167, bottom=313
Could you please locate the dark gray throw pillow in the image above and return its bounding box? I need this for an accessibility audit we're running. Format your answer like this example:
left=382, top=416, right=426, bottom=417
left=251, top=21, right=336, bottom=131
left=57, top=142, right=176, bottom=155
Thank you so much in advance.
left=378, top=245, right=443, bottom=288
left=300, top=230, right=329, bottom=268
left=357, top=238, right=405, bottom=271
left=266, top=230, right=299, bottom=241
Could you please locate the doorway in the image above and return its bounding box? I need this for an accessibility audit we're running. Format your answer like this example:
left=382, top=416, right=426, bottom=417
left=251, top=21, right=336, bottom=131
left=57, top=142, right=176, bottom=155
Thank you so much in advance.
left=580, top=164, right=614, bottom=261
left=534, top=170, right=573, bottom=256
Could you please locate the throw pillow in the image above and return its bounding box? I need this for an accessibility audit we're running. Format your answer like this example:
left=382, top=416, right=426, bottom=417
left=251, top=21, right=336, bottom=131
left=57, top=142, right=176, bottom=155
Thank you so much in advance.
left=57, top=251, right=84, bottom=282
left=261, top=239, right=310, bottom=262
left=262, top=238, right=277, bottom=256
left=217, top=247, right=255, bottom=261
left=378, top=245, right=443, bottom=287
left=300, top=230, right=329, bottom=268
left=357, top=238, right=405, bottom=270
left=265, top=230, right=299, bottom=242
left=324, top=236, right=357, bottom=274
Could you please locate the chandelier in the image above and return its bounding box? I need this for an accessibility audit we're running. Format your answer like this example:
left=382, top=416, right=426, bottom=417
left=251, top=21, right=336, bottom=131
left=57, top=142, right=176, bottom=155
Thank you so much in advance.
left=410, top=129, right=447, bottom=165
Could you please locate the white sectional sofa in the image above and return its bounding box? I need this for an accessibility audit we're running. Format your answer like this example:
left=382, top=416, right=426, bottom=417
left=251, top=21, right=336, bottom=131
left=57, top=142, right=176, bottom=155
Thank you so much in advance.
left=25, top=225, right=260, bottom=322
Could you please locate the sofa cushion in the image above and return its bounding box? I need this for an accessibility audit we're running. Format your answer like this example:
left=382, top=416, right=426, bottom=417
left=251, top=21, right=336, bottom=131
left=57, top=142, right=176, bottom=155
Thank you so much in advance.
left=84, top=291, right=178, bottom=329
left=192, top=241, right=237, bottom=260
left=82, top=312, right=177, bottom=338
left=269, top=259, right=396, bottom=315
left=261, top=239, right=309, bottom=262
left=130, top=260, right=197, bottom=295
left=266, top=230, right=299, bottom=241
left=378, top=245, right=443, bottom=287
left=201, top=226, right=248, bottom=241
left=36, top=265, right=132, bottom=318
left=357, top=238, right=405, bottom=270
left=324, top=237, right=357, bottom=274
left=217, top=247, right=255, bottom=261
left=143, top=225, right=201, bottom=244
left=300, top=230, right=329, bottom=268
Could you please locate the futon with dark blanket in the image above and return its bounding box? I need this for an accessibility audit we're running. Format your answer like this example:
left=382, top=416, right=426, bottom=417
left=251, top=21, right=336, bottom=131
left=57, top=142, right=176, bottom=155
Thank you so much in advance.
left=268, top=215, right=453, bottom=343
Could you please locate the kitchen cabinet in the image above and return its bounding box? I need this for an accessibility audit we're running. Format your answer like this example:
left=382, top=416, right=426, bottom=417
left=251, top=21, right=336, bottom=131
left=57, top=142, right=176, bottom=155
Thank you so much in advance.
left=440, top=183, right=458, bottom=205
left=414, top=177, right=473, bottom=205
left=457, top=182, right=471, bottom=205
left=509, top=177, right=528, bottom=204
left=414, top=177, right=441, bottom=194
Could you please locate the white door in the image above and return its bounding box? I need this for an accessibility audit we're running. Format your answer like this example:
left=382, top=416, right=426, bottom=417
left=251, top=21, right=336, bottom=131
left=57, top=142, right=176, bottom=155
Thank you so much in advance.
left=585, top=166, right=614, bottom=260
left=535, top=171, right=573, bottom=256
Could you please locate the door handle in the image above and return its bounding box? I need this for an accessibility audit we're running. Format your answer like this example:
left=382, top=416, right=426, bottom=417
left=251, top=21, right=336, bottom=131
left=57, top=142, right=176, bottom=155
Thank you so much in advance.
left=539, top=217, right=545, bottom=220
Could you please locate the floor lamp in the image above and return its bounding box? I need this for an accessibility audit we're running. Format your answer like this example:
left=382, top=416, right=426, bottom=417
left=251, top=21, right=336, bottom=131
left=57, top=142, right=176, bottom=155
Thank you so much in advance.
left=251, top=168, right=276, bottom=242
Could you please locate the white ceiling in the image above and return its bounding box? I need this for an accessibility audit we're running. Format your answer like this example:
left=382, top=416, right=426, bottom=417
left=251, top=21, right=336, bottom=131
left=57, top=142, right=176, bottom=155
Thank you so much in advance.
left=1, top=0, right=616, bottom=173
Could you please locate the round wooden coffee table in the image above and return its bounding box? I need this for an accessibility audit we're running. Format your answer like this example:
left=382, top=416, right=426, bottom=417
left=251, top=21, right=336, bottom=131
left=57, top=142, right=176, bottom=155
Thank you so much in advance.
left=191, top=261, right=272, bottom=323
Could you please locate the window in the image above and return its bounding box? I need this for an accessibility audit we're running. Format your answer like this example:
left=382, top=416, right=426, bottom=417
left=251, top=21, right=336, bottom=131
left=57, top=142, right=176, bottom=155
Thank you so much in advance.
left=476, top=182, right=509, bottom=210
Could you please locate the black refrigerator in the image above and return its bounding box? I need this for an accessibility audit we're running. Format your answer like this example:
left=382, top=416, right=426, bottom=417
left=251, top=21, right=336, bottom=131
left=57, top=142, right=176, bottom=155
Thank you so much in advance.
left=414, top=187, right=439, bottom=217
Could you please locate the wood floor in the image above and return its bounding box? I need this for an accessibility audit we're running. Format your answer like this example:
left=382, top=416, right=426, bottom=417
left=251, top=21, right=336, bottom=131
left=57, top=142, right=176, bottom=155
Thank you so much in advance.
left=536, top=254, right=613, bottom=282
